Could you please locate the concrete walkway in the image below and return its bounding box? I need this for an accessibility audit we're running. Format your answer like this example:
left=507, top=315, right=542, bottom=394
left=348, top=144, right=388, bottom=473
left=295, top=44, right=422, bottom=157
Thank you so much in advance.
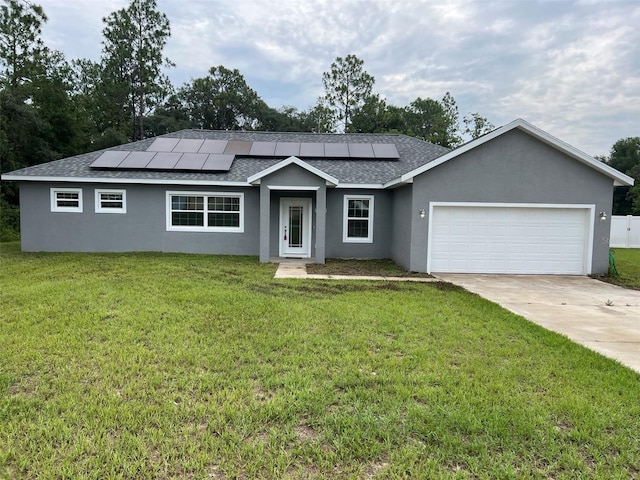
left=436, top=274, right=640, bottom=374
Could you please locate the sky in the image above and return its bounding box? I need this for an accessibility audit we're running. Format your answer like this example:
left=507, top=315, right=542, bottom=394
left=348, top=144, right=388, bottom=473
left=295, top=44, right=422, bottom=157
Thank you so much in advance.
left=35, top=0, right=639, bottom=157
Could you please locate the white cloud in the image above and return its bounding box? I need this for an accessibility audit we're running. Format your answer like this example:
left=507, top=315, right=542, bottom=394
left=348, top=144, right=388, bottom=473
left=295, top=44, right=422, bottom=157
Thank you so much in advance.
left=33, top=0, right=640, bottom=154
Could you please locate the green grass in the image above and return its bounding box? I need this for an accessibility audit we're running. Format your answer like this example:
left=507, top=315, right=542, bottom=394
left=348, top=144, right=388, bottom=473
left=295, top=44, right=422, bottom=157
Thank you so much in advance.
left=602, top=248, right=640, bottom=290
left=306, top=258, right=432, bottom=277
left=1, top=243, right=640, bottom=479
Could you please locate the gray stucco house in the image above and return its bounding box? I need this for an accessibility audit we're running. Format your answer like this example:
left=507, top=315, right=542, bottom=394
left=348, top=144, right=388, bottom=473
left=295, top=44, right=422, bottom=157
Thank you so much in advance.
left=2, top=119, right=634, bottom=275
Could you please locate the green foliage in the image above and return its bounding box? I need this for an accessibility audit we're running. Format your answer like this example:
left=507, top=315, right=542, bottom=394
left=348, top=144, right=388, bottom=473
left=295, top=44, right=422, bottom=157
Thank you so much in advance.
left=404, top=97, right=448, bottom=144
left=101, top=0, right=173, bottom=141
left=175, top=66, right=262, bottom=130
left=1, top=250, right=640, bottom=477
left=0, top=190, right=19, bottom=240
left=349, top=94, right=405, bottom=134
left=604, top=137, right=640, bottom=215
left=441, top=91, right=462, bottom=146
left=0, top=0, right=47, bottom=89
left=322, top=54, right=375, bottom=132
left=463, top=112, right=495, bottom=139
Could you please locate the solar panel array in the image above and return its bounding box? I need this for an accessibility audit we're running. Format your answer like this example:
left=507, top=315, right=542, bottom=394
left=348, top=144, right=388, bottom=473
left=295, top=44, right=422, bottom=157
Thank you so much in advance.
left=90, top=138, right=399, bottom=172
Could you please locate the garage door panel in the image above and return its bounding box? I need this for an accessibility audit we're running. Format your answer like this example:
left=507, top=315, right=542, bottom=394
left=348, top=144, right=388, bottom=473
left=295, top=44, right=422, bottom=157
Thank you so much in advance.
left=430, top=206, right=590, bottom=274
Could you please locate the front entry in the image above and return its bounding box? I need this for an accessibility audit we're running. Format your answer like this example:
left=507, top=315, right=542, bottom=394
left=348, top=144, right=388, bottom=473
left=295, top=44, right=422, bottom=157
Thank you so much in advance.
left=279, top=198, right=312, bottom=258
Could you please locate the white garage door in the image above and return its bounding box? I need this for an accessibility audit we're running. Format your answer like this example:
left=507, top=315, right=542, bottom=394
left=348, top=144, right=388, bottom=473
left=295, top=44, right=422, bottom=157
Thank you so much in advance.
left=429, top=205, right=592, bottom=274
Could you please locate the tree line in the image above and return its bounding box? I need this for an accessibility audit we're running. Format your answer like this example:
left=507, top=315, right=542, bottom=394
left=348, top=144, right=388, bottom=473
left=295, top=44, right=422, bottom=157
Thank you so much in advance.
left=0, top=0, right=637, bottom=240
left=0, top=0, right=494, bottom=173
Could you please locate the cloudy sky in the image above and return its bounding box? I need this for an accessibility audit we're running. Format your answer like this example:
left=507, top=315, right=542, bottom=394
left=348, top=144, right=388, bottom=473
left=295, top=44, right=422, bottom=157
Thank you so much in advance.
left=37, top=0, right=639, bottom=156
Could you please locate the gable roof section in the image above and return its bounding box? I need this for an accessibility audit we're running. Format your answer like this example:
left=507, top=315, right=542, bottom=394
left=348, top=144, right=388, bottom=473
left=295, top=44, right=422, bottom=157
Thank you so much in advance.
left=2, top=130, right=448, bottom=187
left=394, top=118, right=634, bottom=187
left=247, top=156, right=339, bottom=186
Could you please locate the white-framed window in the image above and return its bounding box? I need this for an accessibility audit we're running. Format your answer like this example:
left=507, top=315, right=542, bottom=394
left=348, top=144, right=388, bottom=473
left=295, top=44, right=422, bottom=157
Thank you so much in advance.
left=166, top=191, right=244, bottom=232
left=343, top=195, right=374, bottom=243
left=95, top=189, right=126, bottom=213
left=51, top=188, right=83, bottom=213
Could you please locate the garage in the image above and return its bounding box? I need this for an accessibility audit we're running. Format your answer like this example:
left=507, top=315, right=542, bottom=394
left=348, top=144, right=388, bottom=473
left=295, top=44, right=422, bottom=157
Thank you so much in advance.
left=428, top=204, right=594, bottom=274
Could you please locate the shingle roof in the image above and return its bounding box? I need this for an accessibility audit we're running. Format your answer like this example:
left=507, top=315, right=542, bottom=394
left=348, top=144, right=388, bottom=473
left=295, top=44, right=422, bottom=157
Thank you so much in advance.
left=2, top=130, right=450, bottom=186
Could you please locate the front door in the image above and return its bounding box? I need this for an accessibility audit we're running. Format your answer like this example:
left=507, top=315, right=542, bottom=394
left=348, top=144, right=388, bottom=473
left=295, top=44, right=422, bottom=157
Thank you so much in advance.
left=280, top=198, right=312, bottom=258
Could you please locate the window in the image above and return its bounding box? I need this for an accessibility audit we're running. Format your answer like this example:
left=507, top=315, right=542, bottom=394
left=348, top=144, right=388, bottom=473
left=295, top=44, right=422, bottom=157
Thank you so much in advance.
left=95, top=189, right=126, bottom=213
left=343, top=195, right=374, bottom=243
left=167, top=192, right=244, bottom=232
left=51, top=188, right=83, bottom=212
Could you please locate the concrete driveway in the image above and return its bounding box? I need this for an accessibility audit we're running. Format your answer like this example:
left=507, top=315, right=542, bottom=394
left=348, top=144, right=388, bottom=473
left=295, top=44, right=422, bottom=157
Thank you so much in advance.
left=435, top=274, right=640, bottom=374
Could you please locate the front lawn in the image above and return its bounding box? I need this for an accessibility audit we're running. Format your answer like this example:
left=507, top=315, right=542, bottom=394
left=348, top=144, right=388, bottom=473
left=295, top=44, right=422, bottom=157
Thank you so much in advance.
left=1, top=244, right=639, bottom=479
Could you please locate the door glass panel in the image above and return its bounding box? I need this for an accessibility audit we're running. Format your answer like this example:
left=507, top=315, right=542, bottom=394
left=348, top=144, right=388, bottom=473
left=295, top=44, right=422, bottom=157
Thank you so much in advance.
left=289, top=206, right=303, bottom=248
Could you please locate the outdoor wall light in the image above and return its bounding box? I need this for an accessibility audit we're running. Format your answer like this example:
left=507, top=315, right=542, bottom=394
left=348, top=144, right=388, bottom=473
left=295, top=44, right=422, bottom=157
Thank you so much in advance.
left=599, top=211, right=607, bottom=221
left=419, top=208, right=426, bottom=219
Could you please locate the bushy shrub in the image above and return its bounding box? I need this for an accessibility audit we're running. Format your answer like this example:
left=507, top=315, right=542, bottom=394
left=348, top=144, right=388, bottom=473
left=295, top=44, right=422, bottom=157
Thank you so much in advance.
left=0, top=197, right=20, bottom=242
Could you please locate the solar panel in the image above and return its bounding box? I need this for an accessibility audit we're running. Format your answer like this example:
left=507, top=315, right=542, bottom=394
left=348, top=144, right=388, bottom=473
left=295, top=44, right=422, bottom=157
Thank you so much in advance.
left=249, top=142, right=276, bottom=156
left=198, top=139, right=228, bottom=154
left=147, top=138, right=180, bottom=152
left=372, top=143, right=399, bottom=159
left=91, top=138, right=402, bottom=173
left=224, top=140, right=252, bottom=155
left=146, top=152, right=181, bottom=170
left=300, top=143, right=325, bottom=157
left=348, top=143, right=375, bottom=158
left=324, top=143, right=350, bottom=158
left=118, top=151, right=156, bottom=168
left=90, top=151, right=129, bottom=168
left=173, top=139, right=205, bottom=153
left=202, top=154, right=234, bottom=172
left=174, top=153, right=207, bottom=170
left=275, top=142, right=300, bottom=156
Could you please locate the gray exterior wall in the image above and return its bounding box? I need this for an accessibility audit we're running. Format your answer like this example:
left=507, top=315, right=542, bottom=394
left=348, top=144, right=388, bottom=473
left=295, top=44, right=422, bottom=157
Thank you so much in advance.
left=19, top=182, right=260, bottom=254
left=390, top=185, right=413, bottom=270
left=325, top=189, right=393, bottom=259
left=409, top=129, right=614, bottom=274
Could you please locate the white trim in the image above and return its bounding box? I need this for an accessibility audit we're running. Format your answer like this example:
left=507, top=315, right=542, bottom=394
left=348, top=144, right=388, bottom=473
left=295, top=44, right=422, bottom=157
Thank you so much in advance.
left=335, top=183, right=385, bottom=189
left=95, top=188, right=127, bottom=214
left=247, top=156, right=339, bottom=186
left=267, top=185, right=320, bottom=191
left=50, top=187, right=83, bottom=213
left=343, top=194, right=374, bottom=243
left=3, top=175, right=251, bottom=187
left=166, top=191, right=244, bottom=233
left=399, top=118, right=635, bottom=187
left=426, top=202, right=595, bottom=275
left=279, top=198, right=313, bottom=258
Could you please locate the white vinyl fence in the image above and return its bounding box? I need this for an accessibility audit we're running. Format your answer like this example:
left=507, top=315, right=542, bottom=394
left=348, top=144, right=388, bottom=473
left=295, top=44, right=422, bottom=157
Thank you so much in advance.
left=610, top=215, right=640, bottom=248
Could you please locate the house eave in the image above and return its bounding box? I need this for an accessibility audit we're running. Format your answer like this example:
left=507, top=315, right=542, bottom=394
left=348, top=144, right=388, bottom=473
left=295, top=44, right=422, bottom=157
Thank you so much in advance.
left=1, top=174, right=253, bottom=187
left=335, top=183, right=386, bottom=189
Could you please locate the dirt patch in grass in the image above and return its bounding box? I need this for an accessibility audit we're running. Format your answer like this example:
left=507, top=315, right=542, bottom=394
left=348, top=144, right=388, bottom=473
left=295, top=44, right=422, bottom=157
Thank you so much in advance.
left=250, top=280, right=416, bottom=298
left=306, top=258, right=433, bottom=278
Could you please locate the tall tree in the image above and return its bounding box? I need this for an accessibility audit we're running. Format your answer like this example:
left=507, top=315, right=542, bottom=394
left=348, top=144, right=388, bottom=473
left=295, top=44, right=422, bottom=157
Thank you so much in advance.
left=441, top=92, right=462, bottom=147
left=463, top=112, right=495, bottom=140
left=404, top=97, right=448, bottom=145
left=322, top=54, right=374, bottom=132
left=0, top=0, right=46, bottom=89
left=101, top=0, right=173, bottom=141
left=176, top=66, right=262, bottom=130
left=605, top=137, right=640, bottom=215
left=350, top=94, right=406, bottom=134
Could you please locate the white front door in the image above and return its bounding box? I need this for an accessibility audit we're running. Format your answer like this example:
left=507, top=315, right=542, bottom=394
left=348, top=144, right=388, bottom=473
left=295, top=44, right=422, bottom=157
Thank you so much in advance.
left=280, top=198, right=312, bottom=257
